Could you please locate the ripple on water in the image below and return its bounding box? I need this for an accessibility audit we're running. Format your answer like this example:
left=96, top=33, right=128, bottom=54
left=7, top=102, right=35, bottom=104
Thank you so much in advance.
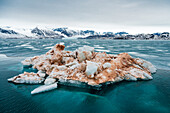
left=0, top=39, right=170, bottom=113
left=156, top=49, right=168, bottom=52
left=0, top=54, right=7, bottom=58
left=94, top=46, right=105, bottom=49
left=15, top=43, right=39, bottom=50
left=44, top=46, right=53, bottom=49
left=128, top=52, right=158, bottom=58
left=59, top=42, right=65, bottom=45
left=95, top=49, right=110, bottom=52
left=24, top=46, right=39, bottom=50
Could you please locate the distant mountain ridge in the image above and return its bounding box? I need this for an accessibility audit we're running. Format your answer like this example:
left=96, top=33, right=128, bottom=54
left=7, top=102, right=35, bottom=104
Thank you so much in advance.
left=0, top=26, right=169, bottom=40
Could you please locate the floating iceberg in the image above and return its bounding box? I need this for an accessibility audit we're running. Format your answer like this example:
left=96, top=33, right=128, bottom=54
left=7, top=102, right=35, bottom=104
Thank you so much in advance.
left=31, top=83, right=58, bottom=95
left=8, top=44, right=157, bottom=94
left=8, top=72, right=44, bottom=84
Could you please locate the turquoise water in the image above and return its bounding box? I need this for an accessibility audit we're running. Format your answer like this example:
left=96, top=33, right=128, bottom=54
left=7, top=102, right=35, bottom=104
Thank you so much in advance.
left=0, top=39, right=170, bottom=113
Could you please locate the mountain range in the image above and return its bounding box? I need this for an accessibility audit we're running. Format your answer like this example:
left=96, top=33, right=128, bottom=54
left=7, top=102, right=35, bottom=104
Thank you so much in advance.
left=0, top=26, right=169, bottom=40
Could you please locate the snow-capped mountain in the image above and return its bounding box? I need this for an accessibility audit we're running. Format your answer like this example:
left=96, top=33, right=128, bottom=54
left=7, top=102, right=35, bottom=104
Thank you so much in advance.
left=0, top=26, right=118, bottom=39
left=0, top=26, right=169, bottom=40
left=0, top=28, right=18, bottom=34
left=53, top=27, right=77, bottom=37
left=31, top=27, right=63, bottom=38
left=0, top=26, right=98, bottom=39
left=53, top=28, right=99, bottom=37
left=0, top=26, right=64, bottom=39
left=0, top=28, right=26, bottom=38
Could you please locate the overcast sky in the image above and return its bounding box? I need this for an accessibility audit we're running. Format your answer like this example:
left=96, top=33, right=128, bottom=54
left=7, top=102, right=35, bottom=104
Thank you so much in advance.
left=0, top=0, right=170, bottom=34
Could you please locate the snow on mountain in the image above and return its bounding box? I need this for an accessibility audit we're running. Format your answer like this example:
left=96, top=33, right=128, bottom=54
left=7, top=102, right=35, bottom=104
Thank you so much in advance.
left=0, top=26, right=64, bottom=39
left=103, top=32, right=114, bottom=35
left=0, top=27, right=26, bottom=38
left=1, top=26, right=34, bottom=37
left=53, top=28, right=99, bottom=38
left=31, top=27, right=63, bottom=38
left=53, top=27, right=79, bottom=37
left=0, top=26, right=169, bottom=40
left=0, top=26, right=102, bottom=39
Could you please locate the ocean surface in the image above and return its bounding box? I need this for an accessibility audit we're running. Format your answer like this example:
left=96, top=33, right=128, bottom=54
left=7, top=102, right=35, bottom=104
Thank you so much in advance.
left=0, top=39, right=170, bottom=113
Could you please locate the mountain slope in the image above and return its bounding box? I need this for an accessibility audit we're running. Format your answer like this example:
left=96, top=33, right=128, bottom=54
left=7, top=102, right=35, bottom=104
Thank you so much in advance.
left=0, top=26, right=169, bottom=40
left=31, top=27, right=63, bottom=39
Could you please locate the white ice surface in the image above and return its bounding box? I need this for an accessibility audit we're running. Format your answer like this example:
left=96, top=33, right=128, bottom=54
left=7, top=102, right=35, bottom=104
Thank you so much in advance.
left=103, top=62, right=111, bottom=69
left=44, top=78, right=56, bottom=85
left=85, top=61, right=98, bottom=76
left=31, top=83, right=57, bottom=94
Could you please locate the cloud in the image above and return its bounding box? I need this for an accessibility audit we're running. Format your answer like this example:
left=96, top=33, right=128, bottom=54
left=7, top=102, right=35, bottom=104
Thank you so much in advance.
left=0, top=0, right=170, bottom=33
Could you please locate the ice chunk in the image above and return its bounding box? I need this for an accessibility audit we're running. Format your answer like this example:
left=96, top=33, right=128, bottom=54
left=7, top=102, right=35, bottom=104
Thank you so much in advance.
left=21, top=57, right=32, bottom=67
left=77, top=51, right=86, bottom=62
left=7, top=72, right=44, bottom=84
left=114, top=77, right=123, bottom=82
left=136, top=58, right=157, bottom=73
left=85, top=61, right=98, bottom=77
left=56, top=65, right=67, bottom=71
left=77, top=46, right=94, bottom=62
left=8, top=76, right=17, bottom=82
left=69, top=62, right=80, bottom=70
left=106, top=69, right=112, bottom=73
left=65, top=61, right=77, bottom=67
left=143, top=72, right=153, bottom=80
left=103, top=62, right=111, bottom=69
left=37, top=70, right=46, bottom=78
left=31, top=83, right=58, bottom=94
left=129, top=68, right=152, bottom=80
left=50, top=71, right=68, bottom=77
left=51, top=65, right=67, bottom=71
left=124, top=74, right=137, bottom=81
left=44, top=77, right=56, bottom=85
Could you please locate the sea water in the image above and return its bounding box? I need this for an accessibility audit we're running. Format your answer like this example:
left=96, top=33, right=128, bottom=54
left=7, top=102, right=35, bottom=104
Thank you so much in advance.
left=0, top=39, right=170, bottom=113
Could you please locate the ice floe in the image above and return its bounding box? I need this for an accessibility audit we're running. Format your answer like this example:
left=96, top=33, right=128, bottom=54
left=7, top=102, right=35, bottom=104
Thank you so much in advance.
left=31, top=83, right=58, bottom=94
left=8, top=44, right=157, bottom=94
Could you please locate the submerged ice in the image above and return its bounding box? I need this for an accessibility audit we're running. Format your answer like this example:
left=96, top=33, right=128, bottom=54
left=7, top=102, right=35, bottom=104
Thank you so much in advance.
left=8, top=44, right=157, bottom=94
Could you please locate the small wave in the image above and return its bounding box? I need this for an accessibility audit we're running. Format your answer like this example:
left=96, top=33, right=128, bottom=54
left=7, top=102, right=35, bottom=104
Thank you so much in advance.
left=122, top=45, right=130, bottom=47
left=42, top=44, right=52, bottom=47
left=20, top=44, right=28, bottom=47
left=44, top=46, right=53, bottom=49
left=16, top=43, right=39, bottom=50
left=15, top=45, right=20, bottom=48
left=94, top=46, right=104, bottom=49
left=168, top=63, right=170, bottom=66
left=0, top=54, right=7, bottom=58
left=2, top=47, right=9, bottom=49
left=108, top=46, right=114, bottom=47
left=84, top=41, right=90, bottom=44
left=59, top=42, right=65, bottom=45
left=20, top=42, right=31, bottom=47
left=95, top=49, right=110, bottom=52
left=135, top=46, right=145, bottom=50
left=156, top=49, right=168, bottom=52
left=15, top=43, right=31, bottom=48
left=67, top=43, right=77, bottom=48
left=146, top=46, right=155, bottom=49
left=128, top=52, right=158, bottom=58
left=94, top=45, right=105, bottom=49
left=24, top=46, right=39, bottom=50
